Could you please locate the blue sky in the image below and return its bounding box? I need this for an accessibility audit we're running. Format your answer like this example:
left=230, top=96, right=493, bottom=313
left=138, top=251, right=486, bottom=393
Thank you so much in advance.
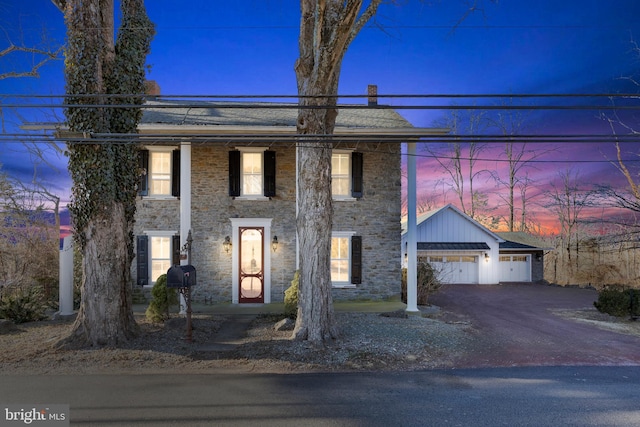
left=2, top=1, right=640, bottom=231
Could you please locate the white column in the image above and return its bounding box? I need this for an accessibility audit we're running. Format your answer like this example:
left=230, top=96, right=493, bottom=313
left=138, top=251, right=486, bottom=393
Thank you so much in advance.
left=180, top=140, right=192, bottom=258
left=406, top=142, right=418, bottom=313
left=58, top=236, right=74, bottom=316
left=179, top=141, right=191, bottom=314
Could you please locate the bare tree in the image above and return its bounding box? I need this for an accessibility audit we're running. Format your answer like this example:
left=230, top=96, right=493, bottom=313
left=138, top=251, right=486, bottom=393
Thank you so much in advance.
left=0, top=24, right=63, bottom=80
left=293, top=0, right=495, bottom=343
left=488, top=106, right=549, bottom=232
left=293, top=0, right=382, bottom=343
left=52, top=0, right=154, bottom=347
left=427, top=108, right=489, bottom=219
left=544, top=168, right=595, bottom=282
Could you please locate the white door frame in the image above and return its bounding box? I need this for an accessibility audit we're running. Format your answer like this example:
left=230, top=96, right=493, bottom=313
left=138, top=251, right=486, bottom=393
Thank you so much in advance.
left=230, top=218, right=272, bottom=304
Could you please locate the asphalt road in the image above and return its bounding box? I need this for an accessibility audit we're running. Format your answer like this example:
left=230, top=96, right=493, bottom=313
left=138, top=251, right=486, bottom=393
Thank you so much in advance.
left=1, top=367, right=639, bottom=426
left=430, top=283, right=640, bottom=367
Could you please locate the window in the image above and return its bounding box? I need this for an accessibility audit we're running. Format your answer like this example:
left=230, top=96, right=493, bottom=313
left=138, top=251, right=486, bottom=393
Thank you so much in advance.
left=136, top=234, right=180, bottom=286
left=229, top=149, right=276, bottom=198
left=139, top=148, right=180, bottom=197
left=151, top=236, right=171, bottom=282
left=331, top=151, right=363, bottom=199
left=332, top=153, right=350, bottom=197
left=150, top=152, right=171, bottom=195
left=331, top=236, right=350, bottom=283
left=330, top=233, right=362, bottom=286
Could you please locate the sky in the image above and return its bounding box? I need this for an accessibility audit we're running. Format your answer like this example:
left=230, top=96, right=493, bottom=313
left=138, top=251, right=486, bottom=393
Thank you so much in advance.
left=2, top=0, right=640, bottom=234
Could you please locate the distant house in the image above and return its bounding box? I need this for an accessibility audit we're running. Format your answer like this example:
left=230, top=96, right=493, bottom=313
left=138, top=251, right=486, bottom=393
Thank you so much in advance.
left=401, top=204, right=548, bottom=285
left=131, top=85, right=448, bottom=304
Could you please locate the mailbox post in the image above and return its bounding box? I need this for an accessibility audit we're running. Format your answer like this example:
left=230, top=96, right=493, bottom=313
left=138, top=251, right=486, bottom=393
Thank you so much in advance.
left=167, top=265, right=197, bottom=342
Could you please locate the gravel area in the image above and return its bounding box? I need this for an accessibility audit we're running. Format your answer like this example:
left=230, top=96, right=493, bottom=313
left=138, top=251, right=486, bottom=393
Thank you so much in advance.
left=3, top=304, right=637, bottom=375
left=0, top=310, right=476, bottom=375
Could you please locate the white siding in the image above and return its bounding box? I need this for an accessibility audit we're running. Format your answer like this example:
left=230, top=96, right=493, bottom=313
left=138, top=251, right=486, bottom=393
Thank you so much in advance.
left=402, top=205, right=502, bottom=285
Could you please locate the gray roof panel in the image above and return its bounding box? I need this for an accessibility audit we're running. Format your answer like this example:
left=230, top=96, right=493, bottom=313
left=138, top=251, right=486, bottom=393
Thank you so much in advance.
left=141, top=100, right=413, bottom=129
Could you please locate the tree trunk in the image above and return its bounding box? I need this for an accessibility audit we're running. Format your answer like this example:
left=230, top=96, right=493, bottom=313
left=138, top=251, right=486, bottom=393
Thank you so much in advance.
left=61, top=203, right=138, bottom=347
left=55, top=0, right=153, bottom=348
left=291, top=0, right=380, bottom=343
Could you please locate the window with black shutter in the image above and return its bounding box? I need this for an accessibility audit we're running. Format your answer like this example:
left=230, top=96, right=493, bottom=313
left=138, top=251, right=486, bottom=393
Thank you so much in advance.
left=229, top=150, right=241, bottom=197
left=138, top=149, right=149, bottom=196
left=171, top=150, right=180, bottom=197
left=264, top=150, right=276, bottom=197
left=136, top=235, right=149, bottom=286
left=351, top=235, right=362, bottom=284
left=351, top=152, right=363, bottom=198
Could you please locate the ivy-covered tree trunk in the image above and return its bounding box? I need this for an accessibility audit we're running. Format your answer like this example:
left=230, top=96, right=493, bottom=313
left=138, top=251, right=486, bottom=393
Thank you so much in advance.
left=54, top=0, right=154, bottom=347
left=292, top=0, right=380, bottom=343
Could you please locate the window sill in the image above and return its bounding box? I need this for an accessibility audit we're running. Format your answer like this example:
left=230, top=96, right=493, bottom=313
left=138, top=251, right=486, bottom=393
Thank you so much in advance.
left=141, top=195, right=178, bottom=201
left=234, top=196, right=270, bottom=201
left=332, top=283, right=357, bottom=289
left=333, top=197, right=357, bottom=202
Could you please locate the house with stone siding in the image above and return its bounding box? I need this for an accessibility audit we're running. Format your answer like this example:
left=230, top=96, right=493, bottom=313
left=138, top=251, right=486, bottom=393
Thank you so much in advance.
left=133, top=86, right=447, bottom=304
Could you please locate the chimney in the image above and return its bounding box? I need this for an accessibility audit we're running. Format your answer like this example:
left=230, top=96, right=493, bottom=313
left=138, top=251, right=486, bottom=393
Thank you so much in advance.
left=367, top=84, right=378, bottom=106
left=144, top=80, right=160, bottom=100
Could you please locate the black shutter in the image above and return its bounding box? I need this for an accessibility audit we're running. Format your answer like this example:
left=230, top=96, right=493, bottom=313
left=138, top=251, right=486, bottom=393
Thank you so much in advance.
left=172, top=235, right=181, bottom=265
left=229, top=150, right=241, bottom=197
left=351, top=151, right=363, bottom=198
left=138, top=149, right=149, bottom=196
left=136, top=235, right=149, bottom=286
left=264, top=150, right=276, bottom=197
left=171, top=149, right=180, bottom=197
left=351, top=235, right=362, bottom=285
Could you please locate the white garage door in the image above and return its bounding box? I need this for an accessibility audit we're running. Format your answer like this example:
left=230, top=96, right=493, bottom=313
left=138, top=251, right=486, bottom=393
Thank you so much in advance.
left=427, top=255, right=479, bottom=284
left=499, top=255, right=531, bottom=282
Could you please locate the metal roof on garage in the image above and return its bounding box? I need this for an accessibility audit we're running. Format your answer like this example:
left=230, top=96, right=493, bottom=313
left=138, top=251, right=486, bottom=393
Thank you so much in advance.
left=417, top=242, right=490, bottom=251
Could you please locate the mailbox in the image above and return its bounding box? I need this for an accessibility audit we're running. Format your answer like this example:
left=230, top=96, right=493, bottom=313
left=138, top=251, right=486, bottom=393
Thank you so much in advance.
left=166, top=265, right=197, bottom=288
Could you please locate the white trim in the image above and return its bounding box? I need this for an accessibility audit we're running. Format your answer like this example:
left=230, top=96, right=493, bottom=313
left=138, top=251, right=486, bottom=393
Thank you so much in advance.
left=142, top=231, right=179, bottom=286
left=230, top=218, right=273, bottom=304
left=331, top=149, right=354, bottom=201
left=142, top=230, right=178, bottom=237
left=331, top=231, right=356, bottom=287
left=235, top=147, right=268, bottom=198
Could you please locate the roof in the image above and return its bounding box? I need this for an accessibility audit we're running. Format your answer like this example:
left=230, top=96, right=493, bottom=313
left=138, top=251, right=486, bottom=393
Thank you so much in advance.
left=496, top=232, right=551, bottom=251
left=402, top=204, right=504, bottom=243
left=141, top=100, right=413, bottom=129
left=417, top=242, right=491, bottom=251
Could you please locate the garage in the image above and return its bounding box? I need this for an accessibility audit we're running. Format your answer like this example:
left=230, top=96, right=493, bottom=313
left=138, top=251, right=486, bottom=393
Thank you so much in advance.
left=499, top=254, right=531, bottom=282
left=427, top=254, right=480, bottom=284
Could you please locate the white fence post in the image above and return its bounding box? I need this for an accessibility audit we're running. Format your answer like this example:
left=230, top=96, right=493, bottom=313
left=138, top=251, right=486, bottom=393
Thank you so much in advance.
left=58, top=236, right=74, bottom=316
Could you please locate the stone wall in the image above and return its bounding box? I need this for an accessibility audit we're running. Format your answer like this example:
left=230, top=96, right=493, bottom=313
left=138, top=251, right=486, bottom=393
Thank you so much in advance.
left=133, top=143, right=402, bottom=303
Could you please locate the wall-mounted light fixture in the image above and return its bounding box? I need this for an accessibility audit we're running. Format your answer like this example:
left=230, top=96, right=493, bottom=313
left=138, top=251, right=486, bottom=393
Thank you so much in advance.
left=272, top=235, right=279, bottom=252
left=536, top=253, right=542, bottom=262
left=223, top=236, right=232, bottom=254
left=484, top=252, right=490, bottom=263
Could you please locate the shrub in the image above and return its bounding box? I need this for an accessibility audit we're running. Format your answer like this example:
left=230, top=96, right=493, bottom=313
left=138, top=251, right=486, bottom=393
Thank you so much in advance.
left=594, top=287, right=640, bottom=318
left=145, top=274, right=178, bottom=323
left=0, top=285, right=49, bottom=324
left=284, top=270, right=299, bottom=319
left=401, top=260, right=442, bottom=306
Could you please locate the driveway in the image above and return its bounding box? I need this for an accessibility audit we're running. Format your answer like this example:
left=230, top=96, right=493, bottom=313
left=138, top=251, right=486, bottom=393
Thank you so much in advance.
left=429, top=283, right=640, bottom=368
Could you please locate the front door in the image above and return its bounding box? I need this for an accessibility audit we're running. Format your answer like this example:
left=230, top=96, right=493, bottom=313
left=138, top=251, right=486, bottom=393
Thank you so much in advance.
left=238, top=227, right=264, bottom=303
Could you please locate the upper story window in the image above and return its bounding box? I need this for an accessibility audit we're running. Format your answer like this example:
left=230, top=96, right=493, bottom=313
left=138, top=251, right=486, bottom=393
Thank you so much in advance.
left=139, top=147, right=180, bottom=198
left=150, top=151, right=171, bottom=195
left=229, top=148, right=276, bottom=199
left=242, top=151, right=264, bottom=196
left=331, top=150, right=363, bottom=200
